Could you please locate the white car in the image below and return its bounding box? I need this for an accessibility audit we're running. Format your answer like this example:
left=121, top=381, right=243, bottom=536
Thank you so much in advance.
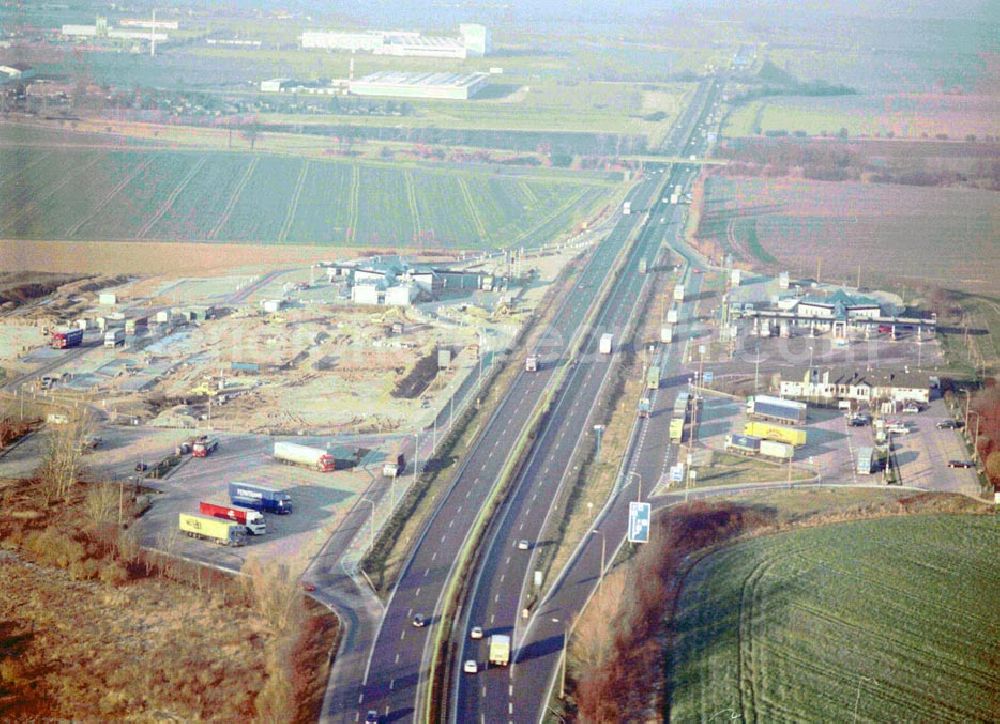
left=463, top=659, right=478, bottom=674
left=470, top=626, right=483, bottom=640
left=517, top=540, right=530, bottom=550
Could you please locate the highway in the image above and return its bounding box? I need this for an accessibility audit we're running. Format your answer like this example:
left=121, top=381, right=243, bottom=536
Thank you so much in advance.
left=448, top=79, right=721, bottom=723
left=328, top=128, right=669, bottom=723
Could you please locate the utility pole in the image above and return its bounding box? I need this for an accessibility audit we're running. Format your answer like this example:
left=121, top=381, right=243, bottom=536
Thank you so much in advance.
left=360, top=497, right=376, bottom=551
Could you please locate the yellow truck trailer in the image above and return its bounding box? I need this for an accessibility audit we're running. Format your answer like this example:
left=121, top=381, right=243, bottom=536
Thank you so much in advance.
left=670, top=417, right=685, bottom=443
left=743, top=421, right=807, bottom=447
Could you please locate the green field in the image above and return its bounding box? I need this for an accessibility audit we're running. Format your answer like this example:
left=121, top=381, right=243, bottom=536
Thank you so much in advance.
left=669, top=514, right=1000, bottom=722
left=0, top=147, right=614, bottom=249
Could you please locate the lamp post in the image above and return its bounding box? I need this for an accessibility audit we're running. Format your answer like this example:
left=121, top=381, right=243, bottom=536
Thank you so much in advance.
left=360, top=497, right=376, bottom=552
left=967, top=410, right=981, bottom=461
left=553, top=615, right=579, bottom=700
left=591, top=529, right=606, bottom=591
left=627, top=471, right=643, bottom=502
left=593, top=424, right=605, bottom=464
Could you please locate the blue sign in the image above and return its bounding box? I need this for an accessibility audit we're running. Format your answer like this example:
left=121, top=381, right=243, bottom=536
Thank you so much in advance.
left=628, top=502, right=651, bottom=543
left=703, top=371, right=714, bottom=383
left=670, top=464, right=685, bottom=483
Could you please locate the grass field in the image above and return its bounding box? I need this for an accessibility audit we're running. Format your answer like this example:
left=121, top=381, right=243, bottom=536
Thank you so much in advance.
left=0, top=146, right=615, bottom=249
left=668, top=514, right=1000, bottom=722
left=723, top=94, right=1000, bottom=140
left=695, top=176, right=999, bottom=294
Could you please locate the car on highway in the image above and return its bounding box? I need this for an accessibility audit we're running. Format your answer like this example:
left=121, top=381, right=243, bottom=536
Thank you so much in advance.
left=470, top=626, right=483, bottom=640
left=365, top=711, right=378, bottom=723
left=412, top=614, right=427, bottom=628
left=517, top=540, right=530, bottom=550
left=300, top=580, right=317, bottom=592
left=947, top=460, right=975, bottom=469
left=936, top=419, right=962, bottom=429
left=463, top=659, right=478, bottom=674
left=134, top=462, right=148, bottom=472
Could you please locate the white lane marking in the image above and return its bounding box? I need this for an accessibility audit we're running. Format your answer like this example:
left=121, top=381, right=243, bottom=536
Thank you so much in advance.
left=407, top=608, right=412, bottom=618
left=358, top=694, right=364, bottom=704
left=509, top=685, right=514, bottom=697
left=494, top=593, right=499, bottom=603
left=441, top=534, right=447, bottom=543
left=509, top=702, right=513, bottom=715
left=457, top=505, right=463, bottom=514
left=395, top=653, right=400, bottom=664
left=500, top=573, right=505, bottom=583
left=400, top=629, right=406, bottom=640
left=481, top=686, right=487, bottom=699
left=431, top=552, right=437, bottom=562
left=389, top=679, right=395, bottom=690
left=466, top=490, right=472, bottom=499
left=425, top=567, right=431, bottom=577
left=415, top=587, right=421, bottom=597
left=490, top=613, right=495, bottom=624
left=449, top=519, right=455, bottom=528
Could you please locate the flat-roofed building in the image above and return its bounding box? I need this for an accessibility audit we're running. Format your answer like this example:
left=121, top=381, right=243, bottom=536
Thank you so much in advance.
left=349, top=71, right=488, bottom=100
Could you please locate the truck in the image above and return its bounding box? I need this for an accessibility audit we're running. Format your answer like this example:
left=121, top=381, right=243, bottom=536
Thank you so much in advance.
left=724, top=433, right=761, bottom=455
left=273, top=441, right=337, bottom=472
left=525, top=354, right=539, bottom=372
left=488, top=635, right=511, bottom=667
left=669, top=417, right=685, bottom=443
left=760, top=439, right=794, bottom=460
left=646, top=365, right=661, bottom=391
left=103, top=329, right=125, bottom=348
left=666, top=308, right=679, bottom=324
left=673, top=392, right=691, bottom=418
left=673, top=284, right=685, bottom=302
left=178, top=512, right=246, bottom=546
left=229, top=481, right=293, bottom=514
left=199, top=500, right=266, bottom=535
left=622, top=201, right=632, bottom=215
left=192, top=437, right=219, bottom=458
left=856, top=447, right=875, bottom=475
left=747, top=395, right=807, bottom=425
left=51, top=328, right=83, bottom=349
left=382, top=453, right=406, bottom=478
left=660, top=326, right=674, bottom=344
left=743, top=421, right=807, bottom=447
left=638, top=257, right=647, bottom=274
left=599, top=333, right=613, bottom=354
left=670, top=192, right=679, bottom=205
left=638, top=396, right=652, bottom=419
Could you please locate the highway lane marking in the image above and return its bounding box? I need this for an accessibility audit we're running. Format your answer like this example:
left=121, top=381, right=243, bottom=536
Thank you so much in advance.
left=506, top=556, right=510, bottom=565
left=457, top=505, right=463, bottom=514
left=481, top=686, right=487, bottom=699
left=400, top=629, right=406, bottom=640
left=425, top=567, right=431, bottom=577
left=395, top=653, right=400, bottom=664
left=449, top=519, right=455, bottom=528
left=354, top=713, right=359, bottom=722
left=495, top=593, right=499, bottom=603
left=500, top=573, right=505, bottom=583
left=415, top=587, right=421, bottom=597
left=441, top=534, right=447, bottom=543
left=509, top=702, right=513, bottom=715
left=358, top=694, right=364, bottom=704
left=509, top=685, right=513, bottom=697
left=431, top=552, right=437, bottom=562
left=407, top=608, right=412, bottom=618
left=466, top=490, right=472, bottom=499
left=490, top=613, right=495, bottom=624
left=389, top=679, right=394, bottom=690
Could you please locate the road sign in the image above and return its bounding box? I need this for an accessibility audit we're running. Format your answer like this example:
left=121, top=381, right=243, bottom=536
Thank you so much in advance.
left=628, top=502, right=651, bottom=543
left=703, top=370, right=714, bottom=383
left=670, top=464, right=685, bottom=483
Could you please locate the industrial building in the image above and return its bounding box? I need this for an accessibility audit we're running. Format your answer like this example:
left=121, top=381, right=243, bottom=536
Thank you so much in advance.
left=61, top=16, right=169, bottom=46
left=349, top=71, right=489, bottom=100
left=300, top=23, right=490, bottom=59
left=0, top=64, right=34, bottom=83
left=778, top=367, right=933, bottom=405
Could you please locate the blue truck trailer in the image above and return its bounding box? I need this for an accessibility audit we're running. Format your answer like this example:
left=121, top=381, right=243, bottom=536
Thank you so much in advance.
left=228, top=481, right=293, bottom=514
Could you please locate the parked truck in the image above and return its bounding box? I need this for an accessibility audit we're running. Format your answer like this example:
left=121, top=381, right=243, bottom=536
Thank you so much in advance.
left=747, top=395, right=807, bottom=425
left=673, top=284, right=685, bottom=302
left=622, top=201, right=632, bottom=215
left=192, top=437, right=219, bottom=458
left=103, top=328, right=125, bottom=348
left=724, top=433, right=761, bottom=455
left=743, top=421, right=807, bottom=447
left=51, top=328, right=84, bottom=349
left=660, top=326, right=674, bottom=344
left=199, top=500, right=266, bottom=535
left=599, top=333, right=613, bottom=354
left=646, top=365, right=661, bottom=391
left=760, top=439, right=795, bottom=460
left=382, top=453, right=406, bottom=478
left=228, top=481, right=293, bottom=514
left=669, top=416, right=685, bottom=443
left=178, top=512, right=246, bottom=546
left=672, top=392, right=691, bottom=418
left=525, top=354, right=539, bottom=372
left=488, top=635, right=511, bottom=667
left=666, top=307, right=679, bottom=324
left=273, top=441, right=337, bottom=472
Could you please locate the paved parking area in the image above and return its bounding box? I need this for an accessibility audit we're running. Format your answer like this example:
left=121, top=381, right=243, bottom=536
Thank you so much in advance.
left=891, top=398, right=980, bottom=495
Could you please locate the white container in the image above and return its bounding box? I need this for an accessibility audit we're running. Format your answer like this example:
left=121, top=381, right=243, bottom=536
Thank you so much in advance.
left=599, top=333, right=613, bottom=354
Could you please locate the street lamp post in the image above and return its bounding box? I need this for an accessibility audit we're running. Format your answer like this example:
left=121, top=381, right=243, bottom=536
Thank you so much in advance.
left=967, top=410, right=981, bottom=461
left=553, top=615, right=579, bottom=700
left=627, top=471, right=642, bottom=502
left=591, top=529, right=606, bottom=591
left=360, top=497, right=376, bottom=552
left=593, top=425, right=605, bottom=464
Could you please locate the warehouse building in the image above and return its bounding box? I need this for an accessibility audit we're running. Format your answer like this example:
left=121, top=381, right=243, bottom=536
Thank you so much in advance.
left=0, top=64, right=34, bottom=83
left=350, top=71, right=488, bottom=100
left=299, top=23, right=489, bottom=59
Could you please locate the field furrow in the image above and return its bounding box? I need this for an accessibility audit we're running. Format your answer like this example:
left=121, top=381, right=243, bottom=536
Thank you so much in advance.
left=208, top=156, right=260, bottom=239
left=278, top=160, right=310, bottom=243
left=138, top=156, right=209, bottom=238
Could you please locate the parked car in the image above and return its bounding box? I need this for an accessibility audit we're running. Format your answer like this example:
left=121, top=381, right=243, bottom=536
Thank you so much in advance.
left=902, top=404, right=921, bottom=414
left=517, top=540, right=530, bottom=550
left=947, top=460, right=975, bottom=469
left=936, top=419, right=962, bottom=429
left=849, top=416, right=868, bottom=427
left=134, top=462, right=148, bottom=472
